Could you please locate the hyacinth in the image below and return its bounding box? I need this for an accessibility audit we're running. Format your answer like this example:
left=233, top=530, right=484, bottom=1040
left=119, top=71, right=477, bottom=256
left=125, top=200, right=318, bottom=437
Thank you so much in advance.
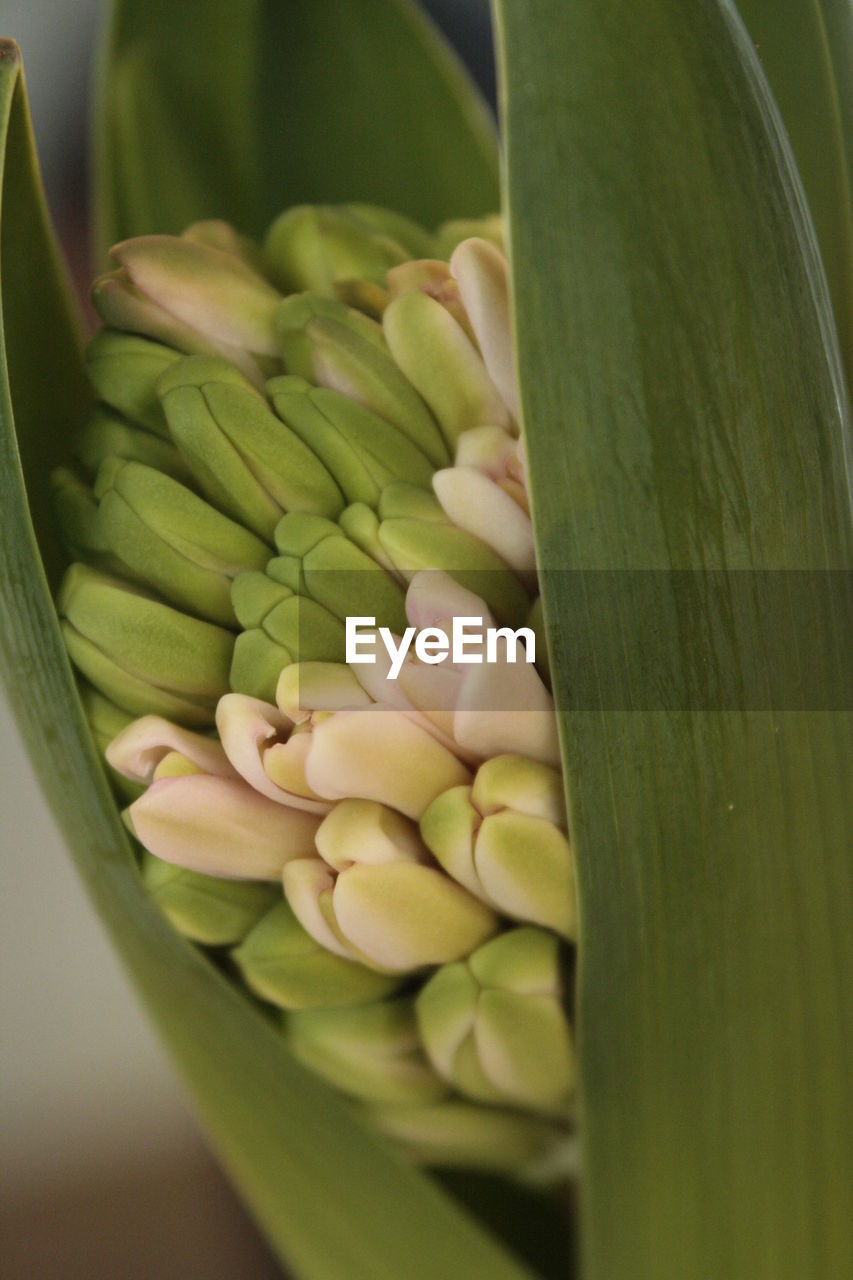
left=51, top=203, right=577, bottom=1177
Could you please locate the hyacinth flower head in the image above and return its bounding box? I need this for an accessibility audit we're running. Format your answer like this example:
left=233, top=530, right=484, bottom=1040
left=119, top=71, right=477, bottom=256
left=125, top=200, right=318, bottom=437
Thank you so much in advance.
left=1, top=5, right=850, bottom=1280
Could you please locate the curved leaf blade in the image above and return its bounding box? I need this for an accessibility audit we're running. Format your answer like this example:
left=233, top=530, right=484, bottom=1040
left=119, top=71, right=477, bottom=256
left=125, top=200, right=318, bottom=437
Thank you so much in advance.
left=0, top=41, right=533, bottom=1280
left=495, top=3, right=853, bottom=1280
left=736, top=0, right=853, bottom=394
left=95, top=0, right=500, bottom=257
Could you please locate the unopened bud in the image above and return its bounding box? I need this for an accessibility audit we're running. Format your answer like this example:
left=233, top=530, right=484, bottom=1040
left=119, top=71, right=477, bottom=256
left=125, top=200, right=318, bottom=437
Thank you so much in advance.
left=283, top=999, right=446, bottom=1105
left=142, top=851, right=278, bottom=945
left=420, top=755, right=575, bottom=937
left=266, top=375, right=433, bottom=506
left=416, top=927, right=575, bottom=1112
left=157, top=356, right=344, bottom=540
left=383, top=290, right=510, bottom=450
left=276, top=294, right=448, bottom=467
left=264, top=204, right=409, bottom=294
left=232, top=900, right=399, bottom=1010
left=85, top=330, right=180, bottom=435
left=93, top=458, right=269, bottom=625
left=450, top=238, right=520, bottom=422
left=58, top=565, right=232, bottom=725
left=93, top=234, right=282, bottom=383
left=76, top=406, right=191, bottom=481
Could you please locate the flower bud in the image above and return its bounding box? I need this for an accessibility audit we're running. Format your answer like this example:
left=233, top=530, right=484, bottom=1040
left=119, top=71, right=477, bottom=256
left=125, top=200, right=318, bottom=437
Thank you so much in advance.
left=266, top=375, right=434, bottom=506
left=51, top=468, right=112, bottom=566
left=283, top=999, right=446, bottom=1105
left=85, top=330, right=180, bottom=435
left=366, top=1100, right=565, bottom=1176
left=58, top=564, right=233, bottom=725
left=385, top=259, right=474, bottom=338
left=232, top=901, right=399, bottom=1010
left=75, top=406, right=191, bottom=481
left=229, top=568, right=347, bottom=701
left=305, top=709, right=471, bottom=818
left=264, top=204, right=409, bottom=294
left=141, top=851, right=278, bottom=945
left=157, top=356, right=344, bottom=540
left=376, top=504, right=530, bottom=627
left=275, top=662, right=370, bottom=724
left=284, top=798, right=497, bottom=972
left=416, top=927, right=575, bottom=1113
left=93, top=458, right=270, bottom=626
left=92, top=234, right=283, bottom=383
left=383, top=290, right=511, bottom=450
left=420, top=755, right=576, bottom=938
left=215, top=693, right=331, bottom=813
left=431, top=467, right=536, bottom=580
left=450, top=238, right=520, bottom=422
left=78, top=683, right=144, bottom=802
left=272, top=512, right=409, bottom=633
left=343, top=203, right=436, bottom=258
left=126, top=773, right=322, bottom=879
left=276, top=293, right=448, bottom=467
left=105, top=713, right=236, bottom=784
left=181, top=219, right=267, bottom=271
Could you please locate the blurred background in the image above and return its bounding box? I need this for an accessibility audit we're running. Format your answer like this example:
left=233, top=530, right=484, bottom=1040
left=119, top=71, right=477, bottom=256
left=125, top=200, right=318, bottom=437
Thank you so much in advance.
left=0, top=2, right=494, bottom=1276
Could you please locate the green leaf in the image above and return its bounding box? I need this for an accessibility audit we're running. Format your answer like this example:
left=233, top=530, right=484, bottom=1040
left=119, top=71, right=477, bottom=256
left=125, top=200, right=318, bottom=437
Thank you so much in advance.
left=95, top=0, right=500, bottom=258
left=736, top=0, right=853, bottom=396
left=0, top=41, right=535, bottom=1280
left=495, top=4, right=852, bottom=1280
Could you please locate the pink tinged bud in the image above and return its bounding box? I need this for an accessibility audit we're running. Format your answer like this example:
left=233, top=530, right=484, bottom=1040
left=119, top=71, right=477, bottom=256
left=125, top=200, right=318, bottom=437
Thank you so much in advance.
left=305, top=708, right=471, bottom=819
left=127, top=775, right=322, bottom=880
left=283, top=800, right=499, bottom=972
left=105, top=714, right=236, bottom=783
left=215, top=693, right=332, bottom=814
left=110, top=236, right=281, bottom=356
left=432, top=468, right=536, bottom=581
left=404, top=570, right=494, bottom=639
left=275, top=662, right=371, bottom=724
left=454, top=661, right=561, bottom=768
left=450, top=238, right=521, bottom=423
left=382, top=291, right=511, bottom=448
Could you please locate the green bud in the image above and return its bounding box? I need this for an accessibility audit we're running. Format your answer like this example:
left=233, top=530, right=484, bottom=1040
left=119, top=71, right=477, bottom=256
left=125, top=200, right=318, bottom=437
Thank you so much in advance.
left=75, top=406, right=192, bottom=482
left=58, top=564, right=233, bottom=725
left=78, top=682, right=144, bottom=802
left=377, top=482, right=447, bottom=523
left=229, top=568, right=347, bottom=700
left=434, top=215, right=504, bottom=259
left=272, top=513, right=408, bottom=632
left=93, top=233, right=283, bottom=383
left=85, top=330, right=181, bottom=435
left=93, top=458, right=270, bottom=626
left=366, top=1100, right=568, bottom=1177
left=337, top=504, right=401, bottom=575
left=276, top=293, right=449, bottom=467
left=181, top=219, right=267, bottom=273
left=158, top=356, right=344, bottom=539
left=232, top=901, right=400, bottom=1010
left=51, top=468, right=112, bottom=565
left=383, top=290, right=511, bottom=450
left=284, top=799, right=497, bottom=972
left=377, top=515, right=530, bottom=627
left=416, top=927, right=575, bottom=1114
left=283, top=999, right=447, bottom=1105
left=264, top=204, right=409, bottom=294
left=420, top=755, right=576, bottom=938
left=343, top=204, right=436, bottom=258
left=141, top=851, right=278, bottom=945
left=266, top=375, right=434, bottom=506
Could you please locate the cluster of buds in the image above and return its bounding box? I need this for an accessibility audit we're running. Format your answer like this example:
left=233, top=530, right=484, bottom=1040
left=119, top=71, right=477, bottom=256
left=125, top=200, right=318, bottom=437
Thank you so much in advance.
left=53, top=201, right=577, bottom=1178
